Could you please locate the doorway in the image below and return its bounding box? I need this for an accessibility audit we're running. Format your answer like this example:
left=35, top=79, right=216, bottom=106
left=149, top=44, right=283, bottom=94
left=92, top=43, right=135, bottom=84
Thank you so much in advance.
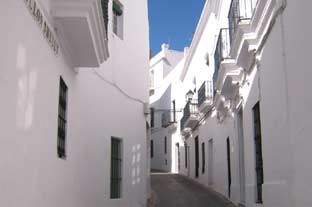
left=226, top=137, right=232, bottom=198
left=195, top=136, right=199, bottom=178
left=208, top=139, right=213, bottom=185
left=175, top=143, right=180, bottom=173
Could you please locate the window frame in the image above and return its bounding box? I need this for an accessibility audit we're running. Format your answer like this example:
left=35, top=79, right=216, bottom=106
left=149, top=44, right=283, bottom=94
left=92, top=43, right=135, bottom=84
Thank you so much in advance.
left=252, top=102, right=264, bottom=204
left=57, top=77, right=68, bottom=159
left=110, top=137, right=123, bottom=199
left=112, top=0, right=124, bottom=39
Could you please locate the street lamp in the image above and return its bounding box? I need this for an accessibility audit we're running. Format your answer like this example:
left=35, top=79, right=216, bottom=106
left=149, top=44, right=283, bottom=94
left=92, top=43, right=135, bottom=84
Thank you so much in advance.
left=185, top=90, right=194, bottom=102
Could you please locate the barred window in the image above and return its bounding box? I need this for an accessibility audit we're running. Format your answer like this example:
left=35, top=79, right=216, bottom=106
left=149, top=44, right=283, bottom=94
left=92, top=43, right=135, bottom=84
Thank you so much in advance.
left=57, top=77, right=68, bottom=159
left=253, top=102, right=263, bottom=203
left=111, top=138, right=122, bottom=199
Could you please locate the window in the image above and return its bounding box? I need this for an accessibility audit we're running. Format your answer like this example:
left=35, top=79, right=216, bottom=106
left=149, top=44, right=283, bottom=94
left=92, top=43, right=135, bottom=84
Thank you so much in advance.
left=164, top=137, right=167, bottom=154
left=184, top=142, right=187, bottom=168
left=57, top=77, right=68, bottom=159
left=112, top=0, right=123, bottom=38
left=110, top=137, right=122, bottom=199
left=150, top=108, right=154, bottom=128
left=253, top=102, right=263, bottom=203
left=150, top=140, right=154, bottom=158
left=202, top=142, right=205, bottom=174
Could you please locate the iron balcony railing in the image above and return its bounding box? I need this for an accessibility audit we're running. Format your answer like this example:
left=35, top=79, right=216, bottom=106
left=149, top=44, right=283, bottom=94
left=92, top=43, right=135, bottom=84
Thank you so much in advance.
left=213, top=28, right=231, bottom=87
left=198, top=81, right=214, bottom=107
left=162, top=110, right=177, bottom=128
left=180, top=99, right=198, bottom=131
left=228, top=0, right=258, bottom=44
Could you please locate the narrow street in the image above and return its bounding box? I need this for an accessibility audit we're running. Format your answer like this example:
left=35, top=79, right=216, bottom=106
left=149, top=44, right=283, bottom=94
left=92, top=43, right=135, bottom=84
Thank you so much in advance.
left=151, top=173, right=236, bottom=207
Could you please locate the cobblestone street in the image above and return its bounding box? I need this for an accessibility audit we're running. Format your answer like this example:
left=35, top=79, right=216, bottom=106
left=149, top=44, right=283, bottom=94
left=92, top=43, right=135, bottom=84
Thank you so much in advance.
left=151, top=173, right=236, bottom=207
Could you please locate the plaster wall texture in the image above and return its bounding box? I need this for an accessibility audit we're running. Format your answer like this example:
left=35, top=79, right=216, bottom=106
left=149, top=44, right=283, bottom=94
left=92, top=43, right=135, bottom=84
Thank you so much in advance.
left=0, top=0, right=149, bottom=207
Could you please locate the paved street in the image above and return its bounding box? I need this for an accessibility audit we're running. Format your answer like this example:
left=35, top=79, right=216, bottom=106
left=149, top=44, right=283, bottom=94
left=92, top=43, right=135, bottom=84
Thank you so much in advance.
left=151, top=173, right=236, bottom=207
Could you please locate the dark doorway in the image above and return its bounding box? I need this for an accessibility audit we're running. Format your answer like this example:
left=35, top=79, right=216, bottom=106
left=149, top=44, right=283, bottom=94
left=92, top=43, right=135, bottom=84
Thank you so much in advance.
left=226, top=137, right=232, bottom=198
left=176, top=143, right=180, bottom=172
left=195, top=136, right=199, bottom=178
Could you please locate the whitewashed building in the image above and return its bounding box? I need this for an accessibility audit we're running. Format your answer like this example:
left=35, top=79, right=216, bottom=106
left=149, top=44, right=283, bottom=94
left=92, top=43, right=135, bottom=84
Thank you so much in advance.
left=150, top=0, right=312, bottom=207
left=0, top=0, right=150, bottom=207
left=149, top=44, right=185, bottom=172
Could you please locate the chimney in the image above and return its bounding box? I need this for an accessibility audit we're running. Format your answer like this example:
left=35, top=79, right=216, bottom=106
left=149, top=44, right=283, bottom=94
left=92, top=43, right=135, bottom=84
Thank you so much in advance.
left=161, top=43, right=169, bottom=52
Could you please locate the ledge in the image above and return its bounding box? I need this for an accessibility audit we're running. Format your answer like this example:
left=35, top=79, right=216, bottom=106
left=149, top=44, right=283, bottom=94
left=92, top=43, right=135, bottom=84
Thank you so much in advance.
left=52, top=0, right=109, bottom=68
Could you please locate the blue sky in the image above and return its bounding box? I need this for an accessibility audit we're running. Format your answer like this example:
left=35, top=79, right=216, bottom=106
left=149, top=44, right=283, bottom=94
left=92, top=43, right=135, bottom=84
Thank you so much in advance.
left=148, top=0, right=206, bottom=56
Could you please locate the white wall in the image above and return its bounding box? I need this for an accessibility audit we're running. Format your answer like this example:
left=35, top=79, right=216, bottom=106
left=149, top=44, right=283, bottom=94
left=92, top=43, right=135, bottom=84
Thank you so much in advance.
left=0, top=0, right=149, bottom=207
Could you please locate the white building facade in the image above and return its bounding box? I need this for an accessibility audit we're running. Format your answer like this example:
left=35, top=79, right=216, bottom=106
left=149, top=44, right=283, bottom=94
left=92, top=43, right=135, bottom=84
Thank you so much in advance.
left=149, top=44, right=185, bottom=173
left=0, top=0, right=150, bottom=207
left=150, top=0, right=312, bottom=207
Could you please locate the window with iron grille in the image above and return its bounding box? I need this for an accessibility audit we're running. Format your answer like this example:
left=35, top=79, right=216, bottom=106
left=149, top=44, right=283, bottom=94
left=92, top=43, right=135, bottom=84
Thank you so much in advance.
left=150, top=108, right=154, bottom=128
left=110, top=137, right=122, bottom=199
left=202, top=142, right=205, bottom=174
left=253, top=102, right=263, bottom=203
left=57, top=77, right=68, bottom=159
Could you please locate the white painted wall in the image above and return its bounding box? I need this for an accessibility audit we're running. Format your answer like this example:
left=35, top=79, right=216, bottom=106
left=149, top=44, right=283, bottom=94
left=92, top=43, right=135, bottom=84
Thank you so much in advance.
left=0, top=0, right=149, bottom=207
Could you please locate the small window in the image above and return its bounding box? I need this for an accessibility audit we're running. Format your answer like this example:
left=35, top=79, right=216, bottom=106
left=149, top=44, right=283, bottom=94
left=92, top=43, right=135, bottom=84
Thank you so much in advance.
left=150, top=108, right=154, bottom=128
left=150, top=140, right=154, bottom=158
left=110, top=137, right=122, bottom=199
left=57, top=77, right=68, bottom=159
left=112, top=0, right=123, bottom=38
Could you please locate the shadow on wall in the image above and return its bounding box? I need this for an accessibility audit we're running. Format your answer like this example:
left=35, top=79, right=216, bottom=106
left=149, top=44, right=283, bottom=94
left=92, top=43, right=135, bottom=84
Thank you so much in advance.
left=16, top=44, right=37, bottom=130
left=131, top=144, right=142, bottom=186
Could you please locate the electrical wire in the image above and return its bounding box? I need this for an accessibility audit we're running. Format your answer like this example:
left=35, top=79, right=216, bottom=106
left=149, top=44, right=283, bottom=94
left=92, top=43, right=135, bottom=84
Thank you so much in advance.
left=92, top=68, right=146, bottom=105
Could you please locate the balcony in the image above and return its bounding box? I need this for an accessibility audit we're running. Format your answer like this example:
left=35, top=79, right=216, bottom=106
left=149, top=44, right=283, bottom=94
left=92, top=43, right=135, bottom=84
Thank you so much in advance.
left=214, top=28, right=232, bottom=88
left=52, top=0, right=109, bottom=68
left=228, top=0, right=258, bottom=44
left=198, top=81, right=213, bottom=113
left=180, top=99, right=199, bottom=133
left=162, top=110, right=177, bottom=130
left=213, top=28, right=243, bottom=107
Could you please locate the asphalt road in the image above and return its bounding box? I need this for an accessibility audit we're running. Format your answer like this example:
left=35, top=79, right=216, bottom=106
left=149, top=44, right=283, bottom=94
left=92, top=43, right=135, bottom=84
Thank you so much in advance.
left=151, top=173, right=236, bottom=207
